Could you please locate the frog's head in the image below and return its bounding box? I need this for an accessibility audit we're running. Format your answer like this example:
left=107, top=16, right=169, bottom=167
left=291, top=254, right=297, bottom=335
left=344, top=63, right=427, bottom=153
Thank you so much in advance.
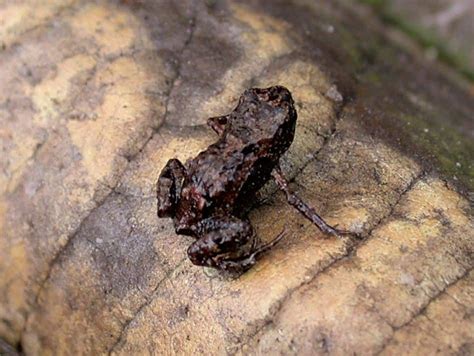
left=243, top=85, right=294, bottom=109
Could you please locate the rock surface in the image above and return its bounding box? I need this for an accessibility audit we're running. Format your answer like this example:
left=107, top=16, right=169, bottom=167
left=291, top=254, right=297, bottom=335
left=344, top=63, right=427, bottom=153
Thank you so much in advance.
left=0, top=0, right=472, bottom=354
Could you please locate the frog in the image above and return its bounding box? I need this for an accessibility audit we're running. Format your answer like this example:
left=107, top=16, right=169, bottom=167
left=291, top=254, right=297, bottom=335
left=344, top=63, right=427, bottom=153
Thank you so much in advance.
left=156, top=85, right=351, bottom=271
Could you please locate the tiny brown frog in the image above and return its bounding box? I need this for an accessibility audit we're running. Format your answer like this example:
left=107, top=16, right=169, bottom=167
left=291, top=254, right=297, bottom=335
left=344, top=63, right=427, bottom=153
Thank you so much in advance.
left=157, top=86, right=350, bottom=271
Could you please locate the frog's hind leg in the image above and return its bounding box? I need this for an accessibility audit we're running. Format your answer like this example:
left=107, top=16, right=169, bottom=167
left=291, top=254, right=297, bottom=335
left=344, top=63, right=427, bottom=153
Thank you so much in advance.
left=271, top=166, right=353, bottom=237
left=157, top=158, right=186, bottom=217
left=187, top=216, right=252, bottom=268
left=216, top=228, right=286, bottom=271
left=187, top=216, right=286, bottom=271
left=207, top=115, right=229, bottom=135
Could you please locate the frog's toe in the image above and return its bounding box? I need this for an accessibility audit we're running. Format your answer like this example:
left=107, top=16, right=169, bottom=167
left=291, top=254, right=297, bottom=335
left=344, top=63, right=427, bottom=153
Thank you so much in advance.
left=330, top=224, right=360, bottom=239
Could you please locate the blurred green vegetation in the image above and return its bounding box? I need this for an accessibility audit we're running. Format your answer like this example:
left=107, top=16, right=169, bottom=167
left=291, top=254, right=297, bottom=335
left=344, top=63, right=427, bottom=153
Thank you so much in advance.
left=359, top=0, right=474, bottom=82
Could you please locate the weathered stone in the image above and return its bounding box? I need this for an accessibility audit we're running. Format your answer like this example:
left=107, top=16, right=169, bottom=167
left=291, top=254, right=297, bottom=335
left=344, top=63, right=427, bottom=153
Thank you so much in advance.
left=0, top=0, right=472, bottom=354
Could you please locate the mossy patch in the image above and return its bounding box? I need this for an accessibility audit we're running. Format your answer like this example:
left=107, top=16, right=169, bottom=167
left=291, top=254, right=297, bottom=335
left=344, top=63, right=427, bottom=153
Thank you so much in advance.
left=400, top=114, right=474, bottom=189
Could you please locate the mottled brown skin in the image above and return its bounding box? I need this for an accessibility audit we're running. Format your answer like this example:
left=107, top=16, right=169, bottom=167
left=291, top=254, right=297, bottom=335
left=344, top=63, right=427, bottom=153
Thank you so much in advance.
left=157, top=86, right=349, bottom=271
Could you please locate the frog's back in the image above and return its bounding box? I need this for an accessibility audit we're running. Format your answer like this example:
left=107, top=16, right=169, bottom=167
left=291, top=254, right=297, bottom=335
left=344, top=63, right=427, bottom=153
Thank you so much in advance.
left=183, top=86, right=297, bottom=216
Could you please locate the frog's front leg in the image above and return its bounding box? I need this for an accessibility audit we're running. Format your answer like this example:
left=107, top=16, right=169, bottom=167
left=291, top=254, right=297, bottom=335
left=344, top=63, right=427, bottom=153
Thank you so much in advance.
left=157, top=158, right=186, bottom=217
left=207, top=115, right=229, bottom=135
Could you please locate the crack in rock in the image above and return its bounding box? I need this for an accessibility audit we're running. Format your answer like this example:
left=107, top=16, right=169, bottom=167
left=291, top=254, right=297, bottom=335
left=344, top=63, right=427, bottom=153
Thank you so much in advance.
left=375, top=266, right=473, bottom=355
left=107, top=259, right=187, bottom=355
left=19, top=5, right=198, bottom=351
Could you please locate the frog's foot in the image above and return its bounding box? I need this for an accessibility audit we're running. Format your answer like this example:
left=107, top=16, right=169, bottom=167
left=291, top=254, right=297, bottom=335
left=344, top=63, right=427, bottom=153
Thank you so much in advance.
left=320, top=225, right=356, bottom=239
left=216, top=228, right=286, bottom=272
left=329, top=224, right=360, bottom=238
